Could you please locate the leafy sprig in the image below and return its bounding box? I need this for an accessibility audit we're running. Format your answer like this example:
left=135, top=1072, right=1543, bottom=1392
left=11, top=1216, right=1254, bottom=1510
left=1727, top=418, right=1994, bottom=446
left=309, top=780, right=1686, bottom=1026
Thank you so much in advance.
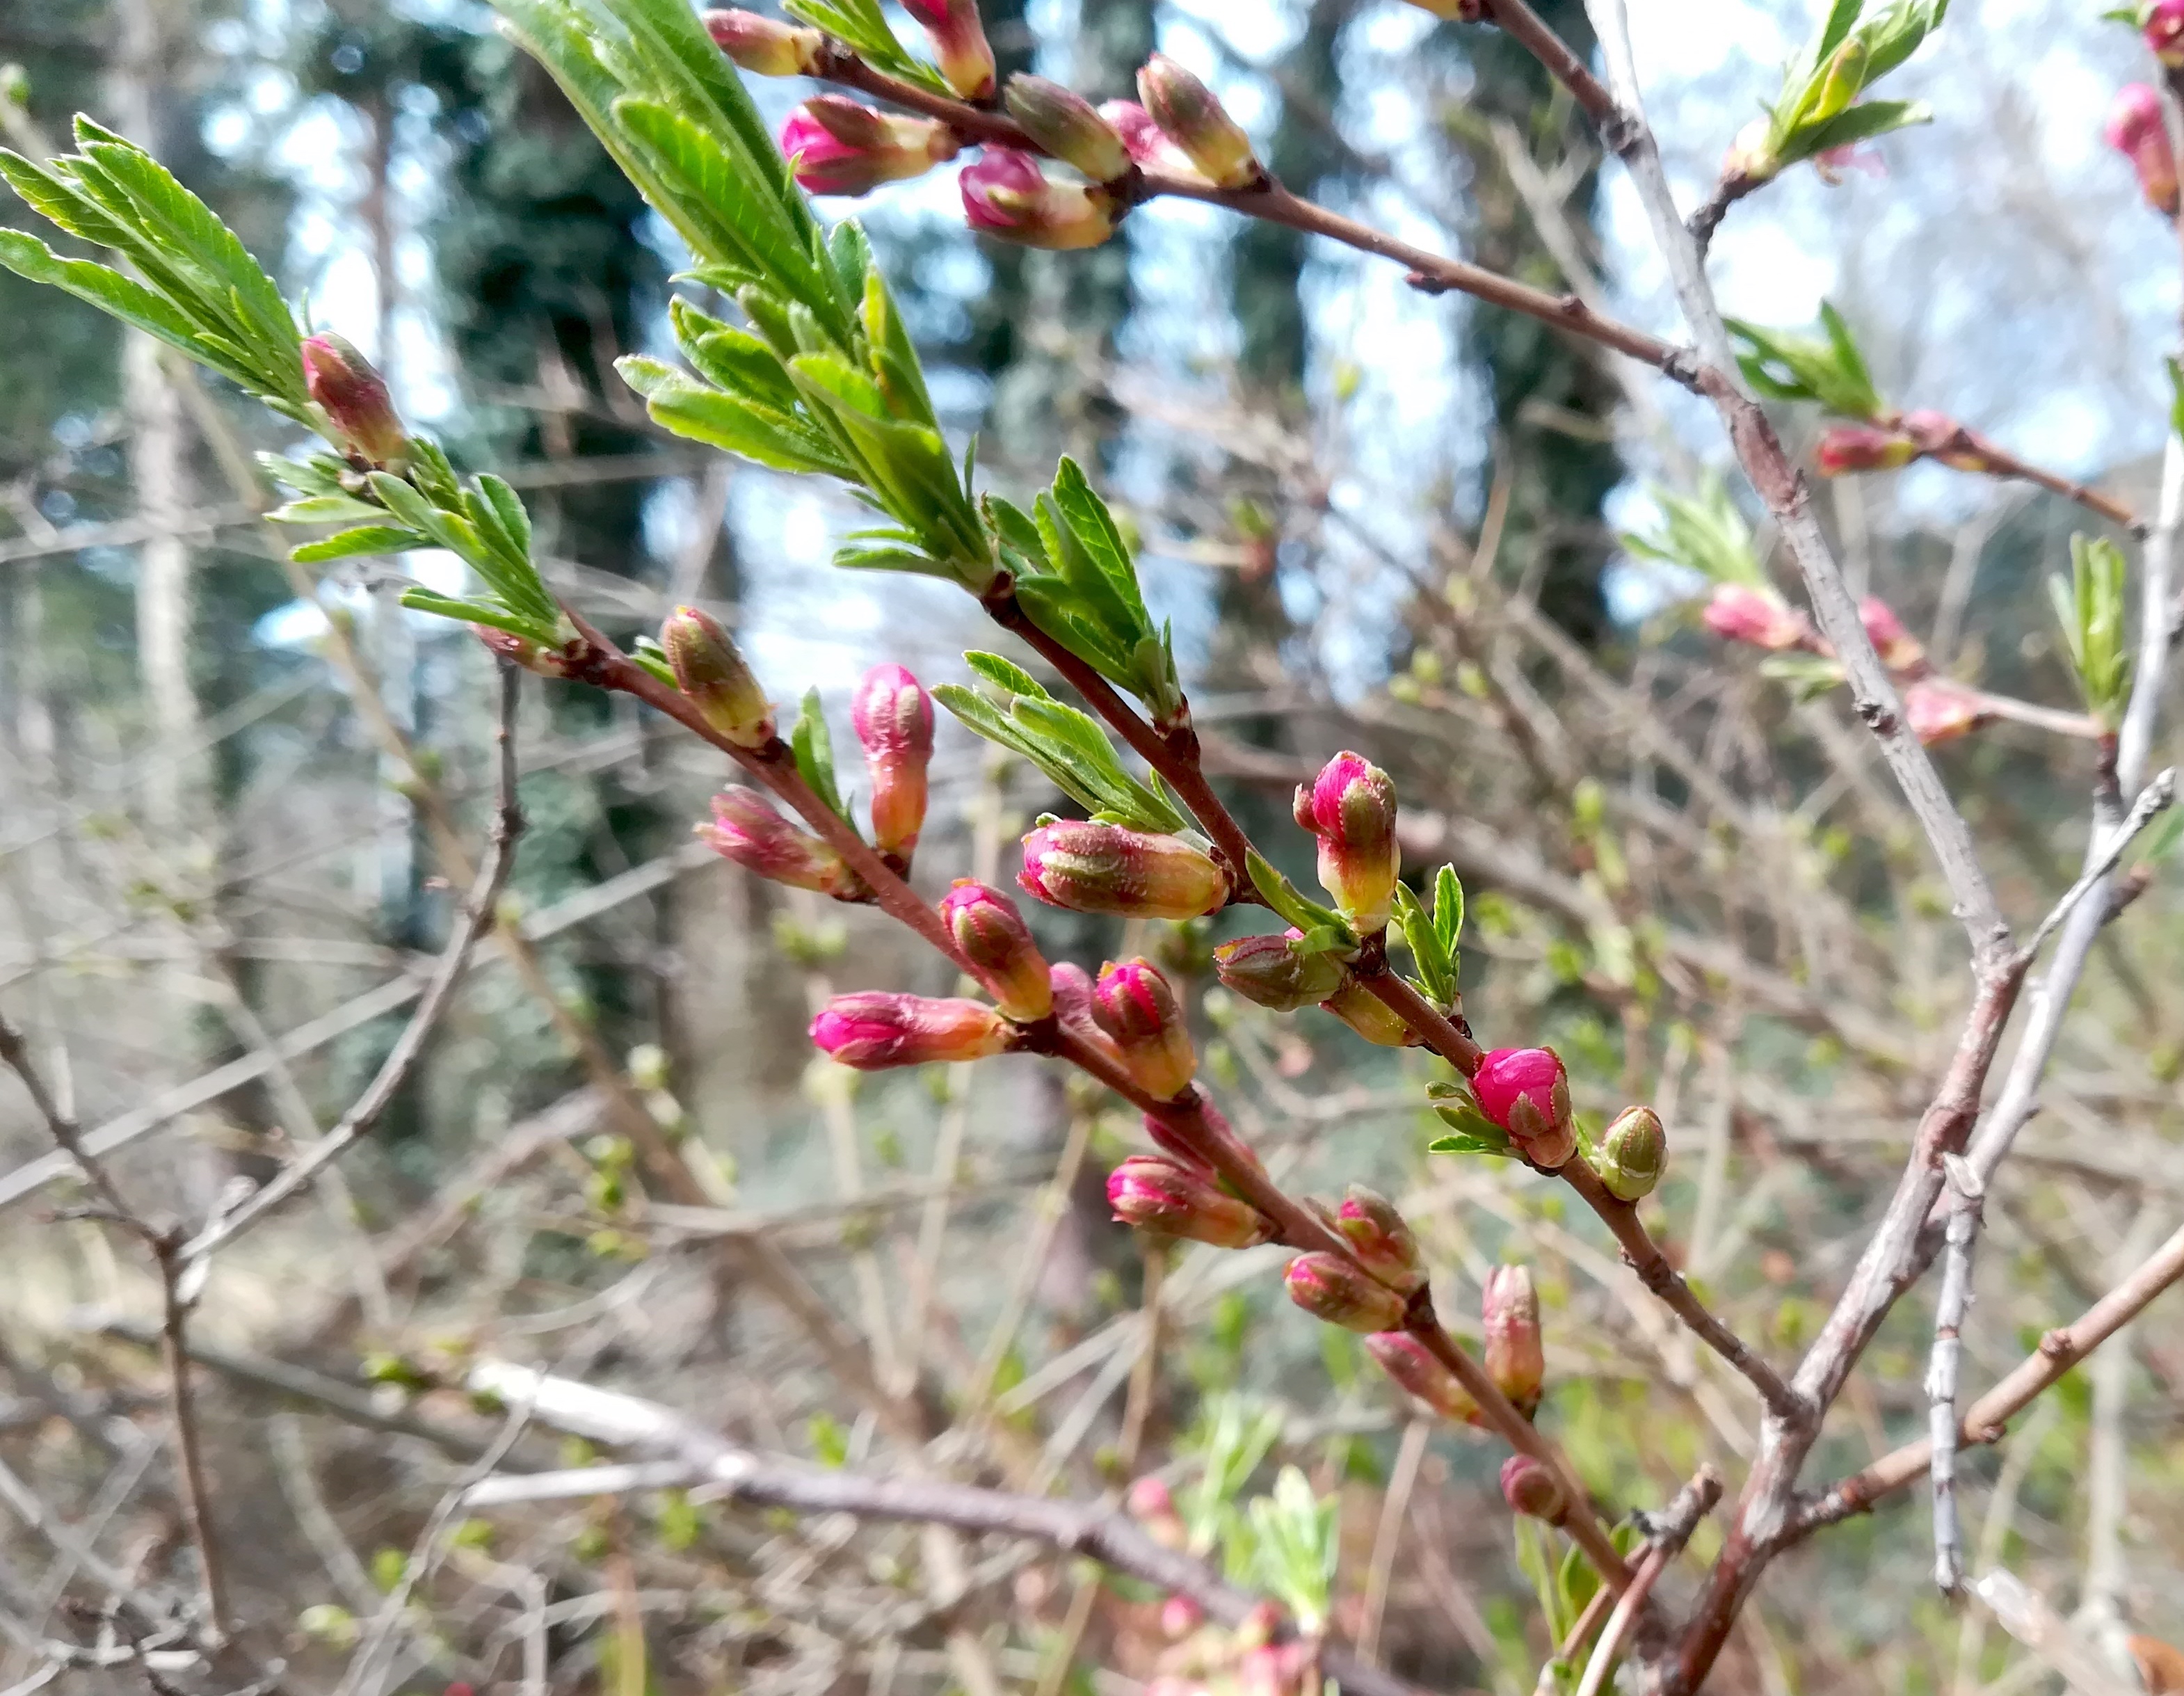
left=1726, top=303, right=1888, bottom=422
left=1390, top=865, right=1463, bottom=1009
left=1620, top=481, right=1767, bottom=589
left=2050, top=534, right=2131, bottom=730
left=1749, top=0, right=1947, bottom=179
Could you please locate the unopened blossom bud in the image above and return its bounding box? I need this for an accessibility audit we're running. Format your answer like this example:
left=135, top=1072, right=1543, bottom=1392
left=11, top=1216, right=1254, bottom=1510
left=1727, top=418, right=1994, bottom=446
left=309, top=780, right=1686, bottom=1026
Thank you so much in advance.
left=1005, top=75, right=1132, bottom=182
left=1858, top=596, right=1925, bottom=672
left=1284, top=1252, right=1408, bottom=1333
left=1701, top=584, right=1813, bottom=653
left=1482, top=1264, right=1544, bottom=1416
left=2149, top=0, right=2184, bottom=65
left=780, top=97, right=959, bottom=197
left=901, top=0, right=995, bottom=99
left=1093, top=959, right=1196, bottom=1100
left=1212, top=928, right=1344, bottom=1011
left=1472, top=1047, right=1575, bottom=1168
left=1499, top=1455, right=1568, bottom=1525
left=939, top=881, right=1051, bottom=1021
left=2107, top=83, right=2179, bottom=216
left=698, top=787, right=853, bottom=895
left=702, top=8, right=823, bottom=76
left=1019, top=820, right=1227, bottom=920
left=1364, top=1332, right=1482, bottom=1423
left=474, top=625, right=575, bottom=678
left=663, top=605, right=773, bottom=747
left=301, top=334, right=408, bottom=466
left=1591, top=1105, right=1667, bottom=1203
left=1904, top=679, right=1986, bottom=745
left=809, top=992, right=1009, bottom=1069
left=1815, top=424, right=1918, bottom=475
left=1098, top=99, right=1201, bottom=177
left=1337, top=1185, right=1424, bottom=1294
left=851, top=663, right=933, bottom=858
left=1137, top=54, right=1261, bottom=190
left=1721, top=116, right=1781, bottom=186
left=1159, top=1594, right=1204, bottom=1640
left=1319, top=979, right=1416, bottom=1048
left=959, top=149, right=1119, bottom=250
left=1238, top=1641, right=1319, bottom=1696
left=1126, top=1475, right=1182, bottom=1540
left=1294, top=751, right=1400, bottom=931
left=1048, top=961, right=1122, bottom=1067
left=1107, top=1155, right=1274, bottom=1248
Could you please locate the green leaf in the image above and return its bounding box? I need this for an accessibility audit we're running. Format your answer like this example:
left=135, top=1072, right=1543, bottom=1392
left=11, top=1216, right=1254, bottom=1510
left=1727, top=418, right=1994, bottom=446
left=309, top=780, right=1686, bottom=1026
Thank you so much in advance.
left=0, top=230, right=263, bottom=394
left=1432, top=864, right=1464, bottom=957
left=615, top=97, right=819, bottom=301
left=931, top=678, right=1185, bottom=831
left=398, top=587, right=561, bottom=643
left=1390, top=881, right=1454, bottom=1009
left=266, top=494, right=385, bottom=525
left=2052, top=534, right=2130, bottom=728
left=962, top=650, right=1047, bottom=701
left=1724, top=307, right=1886, bottom=420
left=620, top=355, right=851, bottom=477
left=291, top=525, right=426, bottom=563
left=1243, top=849, right=1353, bottom=945
left=792, top=688, right=856, bottom=827
left=1621, top=480, right=1767, bottom=588
left=1756, top=652, right=1849, bottom=703
left=1791, top=98, right=1933, bottom=161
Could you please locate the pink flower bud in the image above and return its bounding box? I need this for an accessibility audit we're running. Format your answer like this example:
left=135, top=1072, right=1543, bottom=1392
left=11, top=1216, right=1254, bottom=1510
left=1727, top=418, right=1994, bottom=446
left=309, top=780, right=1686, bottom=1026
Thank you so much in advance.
left=1904, top=679, right=1986, bottom=746
left=1482, top=1265, right=1545, bottom=1417
left=1004, top=75, right=1132, bottom=183
left=1499, top=1454, right=1568, bottom=1524
left=662, top=605, right=773, bottom=747
left=1336, top=1185, right=1424, bottom=1294
left=1293, top=751, right=1399, bottom=931
left=1591, top=1105, right=1666, bottom=1202
left=1364, top=1332, right=1482, bottom=1424
left=1212, top=927, right=1344, bottom=1011
left=939, top=881, right=1052, bottom=1021
left=1815, top=424, right=1919, bottom=475
left=1107, top=1155, right=1274, bottom=1248
left=2150, top=0, right=2184, bottom=66
left=1127, top=1475, right=1180, bottom=1530
left=474, top=626, right=576, bottom=678
left=1018, top=820, right=1228, bottom=919
left=1047, top=960, right=1118, bottom=1063
left=2107, top=83, right=2178, bottom=216
left=1238, top=1642, right=1319, bottom=1696
left=851, top=663, right=933, bottom=858
left=809, top=991, right=1009, bottom=1069
left=1318, top=980, right=1416, bottom=1048
left=1136, top=54, right=1261, bottom=190
left=1813, top=141, right=1887, bottom=184
left=901, top=0, right=995, bottom=99
left=301, top=334, right=408, bottom=466
left=960, top=149, right=1120, bottom=250
left=1159, top=1594, right=1204, bottom=1640
left=1098, top=99, right=1201, bottom=177
left=780, top=97, right=959, bottom=197
left=702, top=8, right=823, bottom=76
left=1857, top=596, right=1925, bottom=672
left=1472, top=1047, right=1575, bottom=1169
left=698, top=787, right=855, bottom=895
left=1284, top=1252, right=1408, bottom=1333
left=1093, top=959, right=1196, bottom=1100
left=1700, top=584, right=1815, bottom=653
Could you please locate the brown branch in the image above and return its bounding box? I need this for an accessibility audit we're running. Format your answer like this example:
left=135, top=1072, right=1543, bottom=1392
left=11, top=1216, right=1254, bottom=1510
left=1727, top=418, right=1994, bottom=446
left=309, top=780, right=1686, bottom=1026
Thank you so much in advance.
left=1796, top=1217, right=2184, bottom=1534
left=461, top=1359, right=1444, bottom=1696
left=1477, top=0, right=1625, bottom=141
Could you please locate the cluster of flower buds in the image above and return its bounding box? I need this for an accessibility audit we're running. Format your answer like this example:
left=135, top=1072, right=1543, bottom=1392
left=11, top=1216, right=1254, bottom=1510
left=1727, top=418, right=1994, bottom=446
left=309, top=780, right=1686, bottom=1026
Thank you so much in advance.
left=1701, top=584, right=1817, bottom=654
left=809, top=991, right=1009, bottom=1068
left=938, top=881, right=1051, bottom=1021
left=851, top=663, right=933, bottom=860
left=1470, top=1047, right=1577, bottom=1169
left=1482, top=1264, right=1544, bottom=1416
left=2107, top=83, right=2179, bottom=217
left=1499, top=1455, right=1568, bottom=1525
left=702, top=8, right=823, bottom=77
left=664, top=605, right=775, bottom=747
left=1090, top=959, right=1197, bottom=1099
left=1107, top=1155, right=1275, bottom=1247
left=961, top=150, right=1120, bottom=250
left=779, top=96, right=960, bottom=197
left=699, top=788, right=860, bottom=897
left=1363, top=1331, right=1481, bottom=1424
left=1294, top=752, right=1400, bottom=931
left=1019, top=819, right=1228, bottom=919
left=1588, top=1105, right=1666, bottom=1203
left=1817, top=411, right=1999, bottom=479
left=1333, top=1185, right=1424, bottom=1295
left=301, top=334, right=409, bottom=469
left=1283, top=1251, right=1406, bottom=1332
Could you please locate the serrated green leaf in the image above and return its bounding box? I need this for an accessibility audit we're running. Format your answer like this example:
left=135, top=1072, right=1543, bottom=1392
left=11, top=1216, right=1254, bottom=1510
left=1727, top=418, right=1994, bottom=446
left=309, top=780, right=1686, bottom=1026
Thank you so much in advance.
left=1791, top=97, right=1932, bottom=160
left=615, top=97, right=819, bottom=303
left=1432, top=865, right=1464, bottom=957
left=792, top=688, right=854, bottom=827
left=291, top=525, right=426, bottom=563
left=621, top=355, right=850, bottom=477
left=397, top=588, right=560, bottom=643
left=1244, top=849, right=1352, bottom=943
left=0, top=229, right=264, bottom=394
left=1621, top=479, right=1767, bottom=588
left=267, top=494, right=385, bottom=525
left=962, top=650, right=1047, bottom=702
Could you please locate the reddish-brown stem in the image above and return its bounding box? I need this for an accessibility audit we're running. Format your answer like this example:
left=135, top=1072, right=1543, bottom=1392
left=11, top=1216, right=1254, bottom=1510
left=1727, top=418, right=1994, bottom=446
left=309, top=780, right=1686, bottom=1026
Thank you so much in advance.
left=1686, top=170, right=1760, bottom=255
left=1880, top=417, right=2142, bottom=535
left=1478, top=0, right=1626, bottom=143
left=1558, top=1160, right=1801, bottom=1421
left=1353, top=960, right=1484, bottom=1075
left=981, top=585, right=1267, bottom=897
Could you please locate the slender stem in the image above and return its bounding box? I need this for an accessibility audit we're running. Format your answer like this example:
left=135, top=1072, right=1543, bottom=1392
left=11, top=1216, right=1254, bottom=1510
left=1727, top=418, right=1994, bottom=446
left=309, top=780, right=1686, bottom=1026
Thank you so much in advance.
left=1354, top=958, right=1483, bottom=1074
left=1942, top=426, right=2142, bottom=536
left=1481, top=0, right=1625, bottom=138
left=1558, top=1159, right=1801, bottom=1421
left=154, top=1235, right=229, bottom=1645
